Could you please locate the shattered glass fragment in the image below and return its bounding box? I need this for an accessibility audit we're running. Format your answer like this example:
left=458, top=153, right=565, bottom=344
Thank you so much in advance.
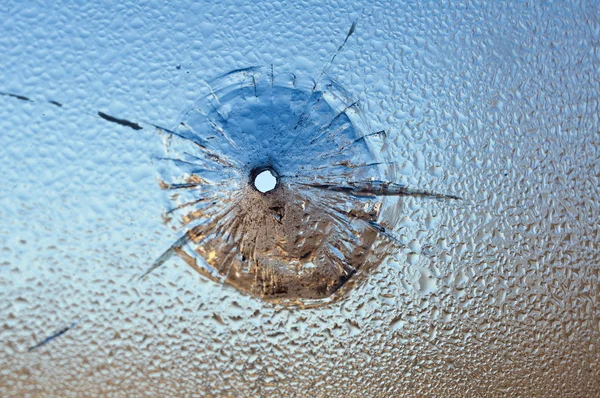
left=148, top=67, right=457, bottom=306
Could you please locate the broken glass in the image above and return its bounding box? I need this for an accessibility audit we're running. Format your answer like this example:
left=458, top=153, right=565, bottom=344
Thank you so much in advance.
left=148, top=65, right=458, bottom=306
left=1, top=1, right=599, bottom=396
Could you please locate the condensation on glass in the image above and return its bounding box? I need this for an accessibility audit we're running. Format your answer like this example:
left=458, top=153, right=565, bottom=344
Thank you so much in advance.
left=0, top=1, right=598, bottom=397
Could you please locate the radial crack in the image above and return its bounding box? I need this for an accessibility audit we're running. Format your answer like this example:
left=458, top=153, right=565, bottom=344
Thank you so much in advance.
left=299, top=180, right=461, bottom=200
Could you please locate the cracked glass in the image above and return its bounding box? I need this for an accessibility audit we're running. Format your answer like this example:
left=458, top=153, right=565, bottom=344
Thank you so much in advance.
left=1, top=1, right=599, bottom=397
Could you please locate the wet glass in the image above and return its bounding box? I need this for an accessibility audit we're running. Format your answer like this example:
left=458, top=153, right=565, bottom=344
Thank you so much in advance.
left=1, top=1, right=599, bottom=396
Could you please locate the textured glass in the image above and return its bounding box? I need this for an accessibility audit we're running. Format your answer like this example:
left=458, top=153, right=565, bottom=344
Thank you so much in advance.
left=1, top=1, right=599, bottom=397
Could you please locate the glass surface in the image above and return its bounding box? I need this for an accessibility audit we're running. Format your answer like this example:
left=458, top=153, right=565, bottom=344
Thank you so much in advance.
left=1, top=1, right=599, bottom=396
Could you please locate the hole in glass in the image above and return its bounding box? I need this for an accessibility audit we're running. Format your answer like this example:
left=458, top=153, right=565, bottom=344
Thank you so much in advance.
left=253, top=169, right=278, bottom=193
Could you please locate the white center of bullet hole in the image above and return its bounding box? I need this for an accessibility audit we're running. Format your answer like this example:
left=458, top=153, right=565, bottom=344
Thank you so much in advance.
left=254, top=170, right=277, bottom=193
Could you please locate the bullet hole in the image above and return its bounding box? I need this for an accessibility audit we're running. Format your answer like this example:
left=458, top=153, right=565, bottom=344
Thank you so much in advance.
left=251, top=167, right=278, bottom=193
left=145, top=66, right=459, bottom=306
